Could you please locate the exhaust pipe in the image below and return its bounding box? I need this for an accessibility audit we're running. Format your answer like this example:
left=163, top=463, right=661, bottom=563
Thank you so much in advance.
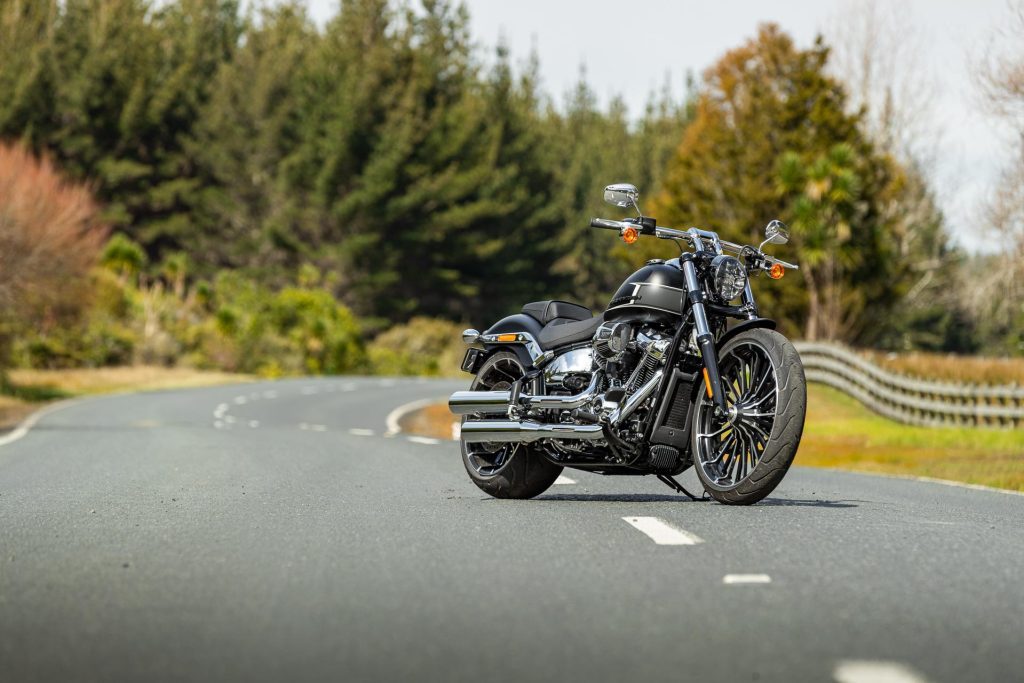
left=460, top=420, right=605, bottom=444
left=447, top=390, right=510, bottom=415
left=449, top=374, right=600, bottom=416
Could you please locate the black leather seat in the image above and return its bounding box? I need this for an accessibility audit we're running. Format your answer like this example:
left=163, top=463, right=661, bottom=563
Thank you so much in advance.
left=538, top=315, right=603, bottom=350
left=522, top=300, right=592, bottom=325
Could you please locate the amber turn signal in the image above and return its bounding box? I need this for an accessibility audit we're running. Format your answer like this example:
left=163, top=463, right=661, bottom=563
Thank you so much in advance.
left=496, top=333, right=517, bottom=342
left=620, top=226, right=639, bottom=244
left=768, top=263, right=785, bottom=280
left=702, top=367, right=713, bottom=398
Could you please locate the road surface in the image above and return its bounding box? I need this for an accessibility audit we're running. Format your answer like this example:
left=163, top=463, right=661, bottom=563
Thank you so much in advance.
left=1, top=377, right=1021, bottom=682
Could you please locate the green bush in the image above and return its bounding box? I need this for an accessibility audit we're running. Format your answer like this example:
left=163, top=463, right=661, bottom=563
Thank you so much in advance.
left=369, top=317, right=465, bottom=376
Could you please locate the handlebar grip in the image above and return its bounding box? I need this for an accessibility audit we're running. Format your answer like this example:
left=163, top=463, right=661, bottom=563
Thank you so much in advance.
left=590, top=218, right=621, bottom=230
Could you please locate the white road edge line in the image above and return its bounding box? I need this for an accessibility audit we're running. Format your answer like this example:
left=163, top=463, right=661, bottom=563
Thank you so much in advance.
left=0, top=399, right=80, bottom=449
left=723, top=574, right=771, bottom=585
left=622, top=517, right=704, bottom=546
left=833, top=659, right=932, bottom=683
left=407, top=436, right=441, bottom=445
left=384, top=396, right=447, bottom=437
left=821, top=466, right=1024, bottom=497
left=553, top=475, right=576, bottom=485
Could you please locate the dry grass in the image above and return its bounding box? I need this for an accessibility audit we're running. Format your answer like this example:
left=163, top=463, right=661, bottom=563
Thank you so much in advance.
left=408, top=383, right=1024, bottom=492
left=401, top=402, right=459, bottom=440
left=0, top=366, right=250, bottom=430
left=860, top=349, right=1024, bottom=386
left=7, top=366, right=250, bottom=396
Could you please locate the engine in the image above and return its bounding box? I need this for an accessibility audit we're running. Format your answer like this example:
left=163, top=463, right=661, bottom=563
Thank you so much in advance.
left=593, top=321, right=672, bottom=395
left=450, top=318, right=681, bottom=467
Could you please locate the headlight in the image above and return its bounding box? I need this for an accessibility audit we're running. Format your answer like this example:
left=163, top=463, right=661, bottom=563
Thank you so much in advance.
left=711, top=255, right=747, bottom=301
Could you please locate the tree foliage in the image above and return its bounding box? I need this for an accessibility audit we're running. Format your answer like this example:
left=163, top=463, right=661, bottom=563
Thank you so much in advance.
left=654, top=25, right=944, bottom=343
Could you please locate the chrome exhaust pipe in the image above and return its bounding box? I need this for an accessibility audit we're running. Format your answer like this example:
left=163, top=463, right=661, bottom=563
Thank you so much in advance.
left=448, top=374, right=601, bottom=416
left=460, top=420, right=605, bottom=443
left=448, top=390, right=510, bottom=415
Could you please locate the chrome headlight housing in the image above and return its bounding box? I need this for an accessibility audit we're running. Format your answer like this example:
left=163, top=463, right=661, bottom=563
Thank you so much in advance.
left=711, top=255, right=747, bottom=302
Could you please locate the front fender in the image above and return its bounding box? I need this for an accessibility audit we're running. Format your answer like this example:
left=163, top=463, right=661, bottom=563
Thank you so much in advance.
left=717, top=318, right=777, bottom=349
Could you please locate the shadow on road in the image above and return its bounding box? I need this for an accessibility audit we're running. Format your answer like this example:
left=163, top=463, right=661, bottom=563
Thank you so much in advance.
left=534, top=493, right=699, bottom=503
left=529, top=494, right=860, bottom=508
left=757, top=498, right=860, bottom=508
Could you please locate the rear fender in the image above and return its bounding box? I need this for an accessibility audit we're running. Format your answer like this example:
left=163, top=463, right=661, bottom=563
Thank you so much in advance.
left=462, top=313, right=546, bottom=373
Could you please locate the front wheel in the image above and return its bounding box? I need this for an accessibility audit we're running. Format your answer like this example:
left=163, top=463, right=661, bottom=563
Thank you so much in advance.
left=460, top=351, right=563, bottom=499
left=691, top=328, right=806, bottom=505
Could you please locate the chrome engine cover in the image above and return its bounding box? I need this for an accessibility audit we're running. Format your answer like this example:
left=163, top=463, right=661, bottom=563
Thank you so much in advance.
left=543, top=347, right=595, bottom=389
left=593, top=321, right=632, bottom=362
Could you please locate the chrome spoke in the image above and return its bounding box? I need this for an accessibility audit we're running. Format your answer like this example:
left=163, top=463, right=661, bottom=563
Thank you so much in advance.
left=695, top=340, right=778, bottom=490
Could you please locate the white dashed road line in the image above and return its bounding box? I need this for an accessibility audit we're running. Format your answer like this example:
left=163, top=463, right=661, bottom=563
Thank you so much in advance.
left=349, top=428, right=375, bottom=437
left=310, top=424, right=327, bottom=432
left=248, top=420, right=259, bottom=428
left=833, top=660, right=933, bottom=683
left=723, top=574, right=771, bottom=585
left=622, top=517, right=704, bottom=546
left=233, top=396, right=248, bottom=405
left=553, top=475, right=577, bottom=485
left=407, top=436, right=441, bottom=445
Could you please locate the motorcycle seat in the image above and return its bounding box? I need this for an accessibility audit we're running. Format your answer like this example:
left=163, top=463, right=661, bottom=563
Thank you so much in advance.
left=538, top=315, right=603, bottom=350
left=521, top=300, right=592, bottom=325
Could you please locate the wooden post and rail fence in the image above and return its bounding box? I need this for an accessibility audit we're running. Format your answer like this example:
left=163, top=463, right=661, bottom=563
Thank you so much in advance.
left=794, top=342, right=1024, bottom=430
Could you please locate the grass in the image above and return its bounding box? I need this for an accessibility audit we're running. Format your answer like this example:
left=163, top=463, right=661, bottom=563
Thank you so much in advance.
left=0, top=366, right=250, bottom=430
left=798, top=384, right=1024, bottom=491
left=410, top=383, right=1024, bottom=492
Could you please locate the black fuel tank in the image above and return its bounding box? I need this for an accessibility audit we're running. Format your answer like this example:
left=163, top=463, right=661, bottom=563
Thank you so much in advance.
left=606, top=262, right=686, bottom=323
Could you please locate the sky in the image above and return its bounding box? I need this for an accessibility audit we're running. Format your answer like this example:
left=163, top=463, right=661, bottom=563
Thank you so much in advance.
left=301, top=0, right=1014, bottom=251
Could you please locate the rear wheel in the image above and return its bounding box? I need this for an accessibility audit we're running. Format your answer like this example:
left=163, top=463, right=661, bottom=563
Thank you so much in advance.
left=691, top=328, right=806, bottom=505
left=460, top=351, right=563, bottom=499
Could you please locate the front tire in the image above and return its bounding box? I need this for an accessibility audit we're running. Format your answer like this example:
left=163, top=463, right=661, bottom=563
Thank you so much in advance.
left=460, top=351, right=563, bottom=499
left=691, top=328, right=806, bottom=505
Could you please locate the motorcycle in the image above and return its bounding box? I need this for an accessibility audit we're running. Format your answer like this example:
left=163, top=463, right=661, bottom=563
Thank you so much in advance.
left=448, top=183, right=806, bottom=504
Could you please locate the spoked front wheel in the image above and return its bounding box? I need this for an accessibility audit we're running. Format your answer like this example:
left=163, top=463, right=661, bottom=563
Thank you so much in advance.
left=691, top=328, right=806, bottom=505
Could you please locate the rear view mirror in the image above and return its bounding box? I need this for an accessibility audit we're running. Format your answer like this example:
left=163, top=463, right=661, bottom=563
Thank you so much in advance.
left=764, top=220, right=789, bottom=245
left=604, top=183, right=640, bottom=209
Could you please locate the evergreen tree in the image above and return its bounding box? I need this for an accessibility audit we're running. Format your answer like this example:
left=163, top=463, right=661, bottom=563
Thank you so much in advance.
left=189, top=2, right=314, bottom=275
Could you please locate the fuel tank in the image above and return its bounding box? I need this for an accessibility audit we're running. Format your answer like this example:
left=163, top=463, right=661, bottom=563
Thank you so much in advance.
left=606, top=260, right=686, bottom=323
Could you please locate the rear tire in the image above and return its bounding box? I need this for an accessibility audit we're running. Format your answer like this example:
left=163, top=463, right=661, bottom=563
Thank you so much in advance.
left=691, top=328, right=806, bottom=505
left=460, top=351, right=563, bottom=499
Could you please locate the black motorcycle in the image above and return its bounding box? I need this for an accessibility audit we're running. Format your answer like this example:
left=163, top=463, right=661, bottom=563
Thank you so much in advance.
left=449, top=183, right=806, bottom=504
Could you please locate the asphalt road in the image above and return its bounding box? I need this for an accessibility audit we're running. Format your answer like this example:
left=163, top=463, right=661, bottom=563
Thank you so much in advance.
left=1, top=377, right=1022, bottom=683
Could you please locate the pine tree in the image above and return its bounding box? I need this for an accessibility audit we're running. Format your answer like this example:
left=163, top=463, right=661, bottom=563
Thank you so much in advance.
left=189, top=2, right=314, bottom=276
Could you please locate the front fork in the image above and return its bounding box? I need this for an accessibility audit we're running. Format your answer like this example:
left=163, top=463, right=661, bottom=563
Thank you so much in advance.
left=680, top=254, right=729, bottom=415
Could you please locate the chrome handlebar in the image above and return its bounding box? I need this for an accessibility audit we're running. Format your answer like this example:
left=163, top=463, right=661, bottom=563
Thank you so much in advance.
left=589, top=218, right=799, bottom=270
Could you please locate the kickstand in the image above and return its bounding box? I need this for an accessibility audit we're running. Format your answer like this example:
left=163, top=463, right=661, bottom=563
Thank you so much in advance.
left=656, top=474, right=706, bottom=502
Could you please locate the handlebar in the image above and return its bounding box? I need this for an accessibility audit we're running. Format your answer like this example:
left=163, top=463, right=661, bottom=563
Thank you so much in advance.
left=589, top=217, right=799, bottom=270
left=590, top=218, right=623, bottom=231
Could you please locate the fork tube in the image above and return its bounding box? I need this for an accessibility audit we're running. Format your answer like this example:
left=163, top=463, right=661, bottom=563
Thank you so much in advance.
left=742, top=280, right=758, bottom=319
left=680, top=254, right=728, bottom=414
